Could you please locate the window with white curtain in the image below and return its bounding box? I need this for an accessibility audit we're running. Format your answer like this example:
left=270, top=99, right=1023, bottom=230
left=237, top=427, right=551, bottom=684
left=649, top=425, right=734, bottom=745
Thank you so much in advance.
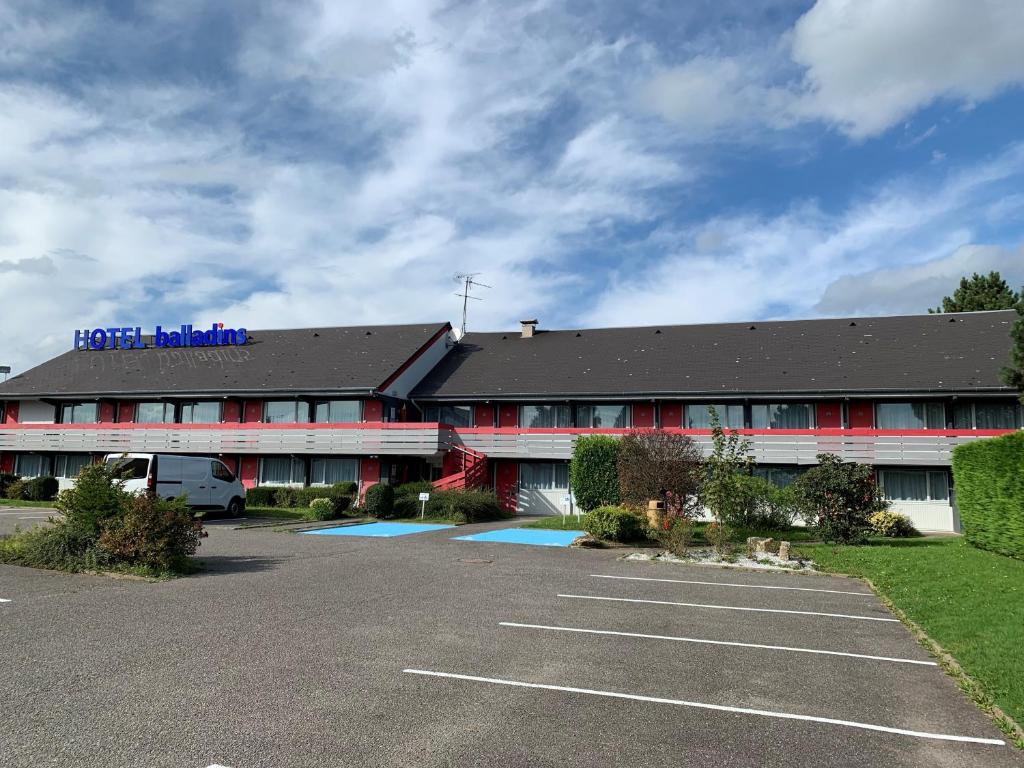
left=60, top=402, right=98, bottom=424
left=953, top=402, right=1020, bottom=430
left=575, top=404, right=631, bottom=428
left=180, top=402, right=223, bottom=424
left=876, top=402, right=945, bottom=429
left=264, top=400, right=310, bottom=423
left=14, top=454, right=52, bottom=477
left=519, top=404, right=571, bottom=428
left=519, top=462, right=570, bottom=490
left=135, top=402, right=174, bottom=423
left=54, top=454, right=91, bottom=479
left=685, top=404, right=745, bottom=429
left=422, top=405, right=473, bottom=427
left=259, top=457, right=306, bottom=486
left=750, top=403, right=813, bottom=429
left=310, top=458, right=359, bottom=485
left=313, top=400, right=362, bottom=423
left=879, top=469, right=949, bottom=501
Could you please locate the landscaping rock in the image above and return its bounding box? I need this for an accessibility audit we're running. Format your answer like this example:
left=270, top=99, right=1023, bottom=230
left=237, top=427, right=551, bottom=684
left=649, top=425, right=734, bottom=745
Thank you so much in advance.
left=746, top=536, right=774, bottom=554
left=778, top=541, right=791, bottom=561
left=571, top=534, right=604, bottom=548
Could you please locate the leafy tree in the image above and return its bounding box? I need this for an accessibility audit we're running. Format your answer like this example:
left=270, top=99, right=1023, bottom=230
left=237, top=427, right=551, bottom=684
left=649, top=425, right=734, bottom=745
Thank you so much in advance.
left=702, top=407, right=753, bottom=525
left=569, top=435, right=621, bottom=511
left=929, top=271, right=1022, bottom=313
left=790, top=453, right=888, bottom=544
left=617, top=429, right=703, bottom=515
left=1001, top=311, right=1024, bottom=403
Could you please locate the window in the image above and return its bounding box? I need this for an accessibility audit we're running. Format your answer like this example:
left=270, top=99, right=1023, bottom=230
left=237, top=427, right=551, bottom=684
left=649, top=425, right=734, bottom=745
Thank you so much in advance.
left=264, top=400, right=310, bottom=424
left=259, top=457, right=305, bottom=486
left=135, top=402, right=174, bottom=423
left=519, top=404, right=571, bottom=428
left=422, top=405, right=473, bottom=427
left=60, top=402, right=98, bottom=424
left=750, top=403, right=813, bottom=429
left=685, top=404, right=744, bottom=429
left=310, top=458, right=359, bottom=485
left=54, top=454, right=91, bottom=479
left=211, top=461, right=235, bottom=482
left=876, top=402, right=945, bottom=430
left=313, top=400, right=362, bottom=423
left=953, top=402, right=1021, bottom=430
left=576, top=404, right=631, bottom=428
left=180, top=402, right=222, bottom=424
left=752, top=465, right=804, bottom=488
left=879, top=469, right=949, bottom=501
left=519, top=462, right=570, bottom=490
left=14, top=454, right=52, bottom=477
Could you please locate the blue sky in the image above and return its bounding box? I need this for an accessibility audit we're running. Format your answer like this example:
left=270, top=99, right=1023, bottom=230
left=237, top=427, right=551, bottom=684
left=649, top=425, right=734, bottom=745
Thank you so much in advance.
left=2, top=0, right=1024, bottom=373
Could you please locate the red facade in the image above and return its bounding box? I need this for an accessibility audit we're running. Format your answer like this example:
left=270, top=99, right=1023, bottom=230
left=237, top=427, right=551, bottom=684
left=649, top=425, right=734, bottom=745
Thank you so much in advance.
left=816, top=402, right=842, bottom=428
left=848, top=401, right=874, bottom=428
left=363, top=399, right=384, bottom=422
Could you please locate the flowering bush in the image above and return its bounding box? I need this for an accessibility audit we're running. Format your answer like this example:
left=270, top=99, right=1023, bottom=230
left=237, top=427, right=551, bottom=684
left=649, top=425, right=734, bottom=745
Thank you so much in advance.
left=790, top=454, right=888, bottom=543
left=869, top=510, right=918, bottom=538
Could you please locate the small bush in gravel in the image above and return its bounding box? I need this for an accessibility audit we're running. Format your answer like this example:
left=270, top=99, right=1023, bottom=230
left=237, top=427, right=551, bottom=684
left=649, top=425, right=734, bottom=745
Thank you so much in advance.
left=869, top=510, right=919, bottom=538
left=657, top=515, right=693, bottom=556
left=704, top=521, right=733, bottom=555
left=306, top=498, right=336, bottom=521
left=583, top=506, right=645, bottom=542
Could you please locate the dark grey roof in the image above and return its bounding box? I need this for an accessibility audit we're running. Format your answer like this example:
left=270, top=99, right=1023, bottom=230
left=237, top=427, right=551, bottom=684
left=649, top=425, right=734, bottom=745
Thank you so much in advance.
left=412, top=311, right=1020, bottom=400
left=0, top=323, right=450, bottom=399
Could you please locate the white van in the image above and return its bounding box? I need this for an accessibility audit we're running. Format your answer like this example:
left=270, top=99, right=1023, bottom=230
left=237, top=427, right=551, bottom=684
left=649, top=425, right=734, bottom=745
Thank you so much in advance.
left=104, top=453, right=246, bottom=517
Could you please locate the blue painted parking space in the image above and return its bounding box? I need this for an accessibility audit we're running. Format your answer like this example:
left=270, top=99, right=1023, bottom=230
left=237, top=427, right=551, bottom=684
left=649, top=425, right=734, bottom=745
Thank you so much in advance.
left=452, top=528, right=585, bottom=547
left=303, top=522, right=455, bottom=538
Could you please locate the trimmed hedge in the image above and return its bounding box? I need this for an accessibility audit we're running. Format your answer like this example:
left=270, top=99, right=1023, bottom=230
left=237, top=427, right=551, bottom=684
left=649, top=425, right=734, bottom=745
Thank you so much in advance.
left=2, top=475, right=59, bottom=501
left=364, top=483, right=395, bottom=518
left=245, top=487, right=276, bottom=507
left=952, top=431, right=1024, bottom=559
left=245, top=483, right=355, bottom=514
left=570, top=435, right=621, bottom=512
left=582, top=505, right=645, bottom=542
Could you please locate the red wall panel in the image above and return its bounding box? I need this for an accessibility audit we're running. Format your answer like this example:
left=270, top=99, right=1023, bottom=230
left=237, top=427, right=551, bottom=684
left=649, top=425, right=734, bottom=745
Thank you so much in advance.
left=221, top=456, right=239, bottom=474
left=473, top=404, right=494, bottom=427
left=243, top=400, right=262, bottom=423
left=359, top=457, right=381, bottom=500
left=660, top=403, right=682, bottom=428
left=4, top=402, right=19, bottom=424
left=848, top=401, right=873, bottom=428
left=632, top=404, right=655, bottom=428
left=498, top=404, right=518, bottom=428
left=0, top=453, right=14, bottom=473
left=239, top=456, right=258, bottom=489
left=223, top=400, right=241, bottom=423
left=441, top=450, right=462, bottom=477
left=98, top=401, right=115, bottom=423
left=363, top=399, right=384, bottom=422
left=816, top=402, right=842, bottom=428
left=117, top=402, right=135, bottom=423
left=494, top=460, right=518, bottom=512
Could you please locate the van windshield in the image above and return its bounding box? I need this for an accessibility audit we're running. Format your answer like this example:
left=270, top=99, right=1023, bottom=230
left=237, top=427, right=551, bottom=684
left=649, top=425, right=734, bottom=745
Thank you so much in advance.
left=106, top=457, right=149, bottom=480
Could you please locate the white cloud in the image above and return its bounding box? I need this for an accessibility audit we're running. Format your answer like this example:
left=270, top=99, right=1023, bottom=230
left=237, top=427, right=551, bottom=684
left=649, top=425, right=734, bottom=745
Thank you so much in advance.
left=642, top=0, right=1024, bottom=140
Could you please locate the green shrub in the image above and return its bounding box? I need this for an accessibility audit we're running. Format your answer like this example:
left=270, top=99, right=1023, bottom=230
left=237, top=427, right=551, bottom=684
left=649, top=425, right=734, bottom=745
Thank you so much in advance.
left=953, top=432, right=1024, bottom=558
left=5, top=478, right=26, bottom=500
left=364, top=483, right=395, bottom=518
left=711, top=474, right=797, bottom=530
left=570, top=435, right=621, bottom=512
left=869, top=509, right=918, bottom=538
left=790, top=453, right=887, bottom=544
left=98, top=494, right=202, bottom=571
left=0, top=473, right=19, bottom=497
left=246, top=487, right=276, bottom=507
left=24, top=476, right=59, bottom=501
left=394, top=480, right=435, bottom=499
left=657, top=515, right=693, bottom=556
left=582, top=505, right=645, bottom=542
left=272, top=486, right=299, bottom=508
left=429, top=489, right=509, bottom=523
left=307, top=497, right=336, bottom=521
left=704, top=520, right=733, bottom=555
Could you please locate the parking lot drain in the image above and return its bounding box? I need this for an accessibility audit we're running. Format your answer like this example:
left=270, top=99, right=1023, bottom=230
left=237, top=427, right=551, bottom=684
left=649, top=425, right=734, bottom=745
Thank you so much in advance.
left=402, top=669, right=1005, bottom=746
left=453, top=528, right=584, bottom=547
left=303, top=522, right=455, bottom=538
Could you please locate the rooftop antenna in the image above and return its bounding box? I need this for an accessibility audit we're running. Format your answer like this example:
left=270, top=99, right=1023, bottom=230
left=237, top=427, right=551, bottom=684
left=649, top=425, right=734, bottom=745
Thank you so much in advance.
left=454, top=273, right=491, bottom=338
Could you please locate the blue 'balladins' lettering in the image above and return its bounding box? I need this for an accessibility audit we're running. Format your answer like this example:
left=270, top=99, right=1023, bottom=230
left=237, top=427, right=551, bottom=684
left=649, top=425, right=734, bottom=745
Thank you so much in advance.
left=76, top=322, right=248, bottom=351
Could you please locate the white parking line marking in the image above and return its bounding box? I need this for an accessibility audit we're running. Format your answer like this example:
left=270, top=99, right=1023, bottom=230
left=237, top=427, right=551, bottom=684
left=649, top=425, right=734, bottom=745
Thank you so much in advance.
left=499, top=622, right=936, bottom=665
left=558, top=594, right=900, bottom=622
left=0, top=598, right=11, bottom=603
left=403, top=669, right=1004, bottom=745
left=592, top=574, right=873, bottom=596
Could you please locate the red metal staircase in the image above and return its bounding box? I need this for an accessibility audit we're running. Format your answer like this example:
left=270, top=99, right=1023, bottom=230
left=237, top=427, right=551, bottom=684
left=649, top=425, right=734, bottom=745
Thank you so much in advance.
left=432, top=444, right=488, bottom=490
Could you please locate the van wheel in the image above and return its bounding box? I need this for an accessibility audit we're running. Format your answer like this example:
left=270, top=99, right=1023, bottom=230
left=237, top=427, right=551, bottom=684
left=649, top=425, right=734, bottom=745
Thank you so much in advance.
left=226, top=497, right=244, bottom=518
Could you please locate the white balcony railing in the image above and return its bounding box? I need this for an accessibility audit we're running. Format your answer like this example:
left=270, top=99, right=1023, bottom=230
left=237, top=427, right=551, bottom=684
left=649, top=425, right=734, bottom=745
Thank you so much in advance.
left=0, top=422, right=444, bottom=457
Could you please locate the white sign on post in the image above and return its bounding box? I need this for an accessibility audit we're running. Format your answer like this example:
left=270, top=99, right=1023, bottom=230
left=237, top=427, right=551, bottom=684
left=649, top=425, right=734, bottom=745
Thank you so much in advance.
left=419, top=492, right=430, bottom=518
left=418, top=492, right=431, bottom=501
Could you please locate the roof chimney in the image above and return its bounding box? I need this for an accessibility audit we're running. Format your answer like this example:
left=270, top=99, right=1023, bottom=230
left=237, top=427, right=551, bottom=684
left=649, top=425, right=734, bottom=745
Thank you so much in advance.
left=520, top=319, right=538, bottom=339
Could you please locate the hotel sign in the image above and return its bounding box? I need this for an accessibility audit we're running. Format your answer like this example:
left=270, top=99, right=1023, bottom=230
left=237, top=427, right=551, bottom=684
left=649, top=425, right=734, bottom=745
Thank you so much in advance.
left=74, top=324, right=248, bottom=351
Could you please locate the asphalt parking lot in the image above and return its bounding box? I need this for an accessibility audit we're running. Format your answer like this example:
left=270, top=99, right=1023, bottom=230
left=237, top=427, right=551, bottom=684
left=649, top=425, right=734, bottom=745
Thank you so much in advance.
left=0, top=514, right=1018, bottom=768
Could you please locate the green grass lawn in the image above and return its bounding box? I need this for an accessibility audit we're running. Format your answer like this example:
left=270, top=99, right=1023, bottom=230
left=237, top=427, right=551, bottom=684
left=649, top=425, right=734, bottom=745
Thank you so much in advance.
left=521, top=515, right=589, bottom=531
left=796, top=537, right=1024, bottom=737
left=0, top=498, right=58, bottom=508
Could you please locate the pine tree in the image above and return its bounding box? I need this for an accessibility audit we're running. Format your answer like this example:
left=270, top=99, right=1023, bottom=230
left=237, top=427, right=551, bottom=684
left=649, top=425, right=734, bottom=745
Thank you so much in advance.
left=928, top=271, right=1022, bottom=313
left=1000, top=312, right=1024, bottom=404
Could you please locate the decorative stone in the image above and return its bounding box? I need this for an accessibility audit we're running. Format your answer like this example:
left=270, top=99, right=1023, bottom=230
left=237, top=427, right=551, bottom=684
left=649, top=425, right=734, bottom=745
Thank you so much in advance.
left=746, top=536, right=774, bottom=554
left=778, top=541, right=791, bottom=561
left=571, top=534, right=604, bottom=548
